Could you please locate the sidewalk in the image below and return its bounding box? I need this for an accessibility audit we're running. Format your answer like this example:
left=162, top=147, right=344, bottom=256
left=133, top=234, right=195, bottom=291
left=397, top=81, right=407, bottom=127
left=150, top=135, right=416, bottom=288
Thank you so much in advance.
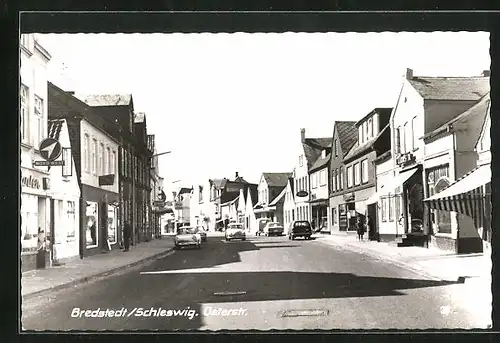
left=21, top=237, right=175, bottom=299
left=312, top=233, right=492, bottom=283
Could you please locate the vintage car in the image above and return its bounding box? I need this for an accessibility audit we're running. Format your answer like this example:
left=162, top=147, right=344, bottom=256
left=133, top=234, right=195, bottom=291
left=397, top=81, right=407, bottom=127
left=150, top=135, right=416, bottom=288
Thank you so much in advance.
left=288, top=220, right=313, bottom=240
left=225, top=223, right=246, bottom=241
left=174, top=226, right=202, bottom=249
left=195, top=226, right=208, bottom=242
left=263, top=222, right=285, bottom=236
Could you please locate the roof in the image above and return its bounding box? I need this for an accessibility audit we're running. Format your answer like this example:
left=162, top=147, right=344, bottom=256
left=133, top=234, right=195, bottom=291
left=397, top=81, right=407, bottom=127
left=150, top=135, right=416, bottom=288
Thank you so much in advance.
left=221, top=195, right=240, bottom=207
left=234, top=176, right=249, bottom=183
left=303, top=137, right=333, bottom=170
left=211, top=178, right=228, bottom=189
left=288, top=177, right=294, bottom=195
left=47, top=119, right=64, bottom=141
left=178, top=187, right=192, bottom=195
left=424, top=92, right=491, bottom=140
left=408, top=76, right=490, bottom=101
left=134, top=112, right=145, bottom=123
left=344, top=124, right=389, bottom=162
left=246, top=184, right=259, bottom=206
left=263, top=172, right=293, bottom=188
left=310, top=152, right=331, bottom=173
left=355, top=108, right=393, bottom=126
left=76, top=94, right=132, bottom=107
left=335, top=121, right=358, bottom=155
left=269, top=187, right=286, bottom=206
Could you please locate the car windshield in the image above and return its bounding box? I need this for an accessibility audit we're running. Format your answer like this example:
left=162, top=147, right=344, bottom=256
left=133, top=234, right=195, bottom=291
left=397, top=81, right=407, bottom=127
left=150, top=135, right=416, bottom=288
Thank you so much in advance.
left=196, top=227, right=205, bottom=232
left=178, top=227, right=196, bottom=234
left=229, top=224, right=243, bottom=230
left=294, top=221, right=310, bottom=228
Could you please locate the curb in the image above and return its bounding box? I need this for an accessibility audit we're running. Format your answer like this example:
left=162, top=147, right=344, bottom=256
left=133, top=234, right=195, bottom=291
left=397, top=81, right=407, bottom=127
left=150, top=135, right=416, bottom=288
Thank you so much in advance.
left=314, top=237, right=446, bottom=282
left=22, top=247, right=175, bottom=300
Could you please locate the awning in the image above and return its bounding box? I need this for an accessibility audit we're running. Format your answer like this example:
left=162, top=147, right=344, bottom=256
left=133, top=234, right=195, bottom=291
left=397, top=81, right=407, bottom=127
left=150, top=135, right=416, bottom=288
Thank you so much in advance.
left=367, top=167, right=419, bottom=204
left=424, top=163, right=490, bottom=217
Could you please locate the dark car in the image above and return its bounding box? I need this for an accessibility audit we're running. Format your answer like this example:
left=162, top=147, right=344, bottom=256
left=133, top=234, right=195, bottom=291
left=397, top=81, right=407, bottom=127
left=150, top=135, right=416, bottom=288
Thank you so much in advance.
left=288, top=220, right=313, bottom=240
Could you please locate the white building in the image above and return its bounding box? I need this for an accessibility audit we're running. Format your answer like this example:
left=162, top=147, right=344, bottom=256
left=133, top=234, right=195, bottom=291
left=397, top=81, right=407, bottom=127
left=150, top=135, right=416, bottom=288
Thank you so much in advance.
left=47, top=119, right=81, bottom=265
left=283, top=177, right=296, bottom=234
left=20, top=33, right=53, bottom=271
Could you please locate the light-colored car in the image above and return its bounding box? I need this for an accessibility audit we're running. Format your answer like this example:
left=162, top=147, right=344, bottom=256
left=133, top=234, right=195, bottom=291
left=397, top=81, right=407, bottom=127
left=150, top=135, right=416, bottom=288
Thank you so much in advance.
left=195, top=226, right=208, bottom=242
left=263, top=222, right=284, bottom=236
left=174, top=226, right=202, bottom=249
left=225, top=223, right=246, bottom=241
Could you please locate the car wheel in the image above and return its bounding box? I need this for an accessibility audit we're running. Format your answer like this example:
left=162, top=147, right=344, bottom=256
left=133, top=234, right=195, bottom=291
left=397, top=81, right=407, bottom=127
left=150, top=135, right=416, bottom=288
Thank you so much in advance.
left=291, top=235, right=295, bottom=240
left=306, top=235, right=311, bottom=240
left=288, top=235, right=291, bottom=240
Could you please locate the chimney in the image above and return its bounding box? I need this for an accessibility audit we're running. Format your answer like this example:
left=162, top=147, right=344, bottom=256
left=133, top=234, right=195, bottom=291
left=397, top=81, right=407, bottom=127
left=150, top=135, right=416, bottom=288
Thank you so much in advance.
left=300, top=128, right=306, bottom=143
left=235, top=172, right=239, bottom=179
left=482, top=70, right=490, bottom=77
left=406, top=68, right=414, bottom=80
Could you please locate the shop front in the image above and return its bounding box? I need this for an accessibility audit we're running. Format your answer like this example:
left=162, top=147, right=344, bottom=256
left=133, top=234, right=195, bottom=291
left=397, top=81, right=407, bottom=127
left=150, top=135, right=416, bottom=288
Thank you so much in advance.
left=81, top=185, right=120, bottom=256
left=21, top=167, right=52, bottom=272
left=342, top=193, right=357, bottom=231
left=310, top=199, right=329, bottom=232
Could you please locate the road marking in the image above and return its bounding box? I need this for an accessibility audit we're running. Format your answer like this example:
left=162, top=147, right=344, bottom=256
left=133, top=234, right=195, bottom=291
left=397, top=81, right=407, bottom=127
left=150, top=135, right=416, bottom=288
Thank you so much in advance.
left=213, top=291, right=247, bottom=296
left=281, top=309, right=329, bottom=317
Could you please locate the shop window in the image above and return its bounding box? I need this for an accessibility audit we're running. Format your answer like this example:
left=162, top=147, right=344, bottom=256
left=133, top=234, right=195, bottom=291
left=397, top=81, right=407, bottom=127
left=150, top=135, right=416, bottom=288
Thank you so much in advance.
left=67, top=201, right=76, bottom=238
left=332, top=207, right=338, bottom=225
left=85, top=201, right=99, bottom=248
left=361, top=159, right=369, bottom=184
left=381, top=198, right=388, bottom=222
left=426, top=165, right=451, bottom=234
left=21, top=194, right=39, bottom=252
left=107, top=205, right=117, bottom=244
left=388, top=196, right=395, bottom=222
left=395, top=195, right=401, bottom=220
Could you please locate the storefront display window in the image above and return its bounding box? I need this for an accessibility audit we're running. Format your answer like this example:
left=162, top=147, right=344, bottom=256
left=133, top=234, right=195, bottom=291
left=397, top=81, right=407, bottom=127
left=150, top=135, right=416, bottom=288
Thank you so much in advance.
left=426, top=165, right=451, bottom=234
left=86, top=201, right=99, bottom=247
left=21, top=194, right=39, bottom=252
left=107, top=204, right=117, bottom=244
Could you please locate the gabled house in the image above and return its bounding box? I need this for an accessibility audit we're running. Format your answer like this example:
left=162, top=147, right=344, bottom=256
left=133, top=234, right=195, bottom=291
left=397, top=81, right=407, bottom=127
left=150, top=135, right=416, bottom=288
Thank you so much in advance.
left=328, top=121, right=357, bottom=233
left=343, top=108, right=392, bottom=234
left=293, top=128, right=333, bottom=224
left=283, top=177, right=296, bottom=233
left=253, top=172, right=292, bottom=226
left=309, top=146, right=332, bottom=232
left=244, top=184, right=259, bottom=233
left=385, top=68, right=490, bottom=248
left=422, top=93, right=490, bottom=253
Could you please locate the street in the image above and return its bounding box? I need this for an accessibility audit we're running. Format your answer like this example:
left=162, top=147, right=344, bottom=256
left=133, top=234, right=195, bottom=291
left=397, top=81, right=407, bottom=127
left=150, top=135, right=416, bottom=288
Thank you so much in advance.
left=22, top=233, right=486, bottom=330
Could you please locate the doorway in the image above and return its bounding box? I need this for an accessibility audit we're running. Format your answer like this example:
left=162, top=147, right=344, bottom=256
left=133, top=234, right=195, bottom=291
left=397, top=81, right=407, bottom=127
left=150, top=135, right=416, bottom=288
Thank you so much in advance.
left=367, top=203, right=378, bottom=241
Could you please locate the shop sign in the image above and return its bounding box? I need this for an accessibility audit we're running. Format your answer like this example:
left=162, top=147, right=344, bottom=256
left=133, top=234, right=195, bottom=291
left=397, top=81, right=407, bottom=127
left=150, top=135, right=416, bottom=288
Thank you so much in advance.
left=296, top=190, right=308, bottom=197
left=21, top=174, right=41, bottom=190
left=396, top=152, right=416, bottom=167
left=153, top=200, right=165, bottom=207
left=343, top=193, right=355, bottom=202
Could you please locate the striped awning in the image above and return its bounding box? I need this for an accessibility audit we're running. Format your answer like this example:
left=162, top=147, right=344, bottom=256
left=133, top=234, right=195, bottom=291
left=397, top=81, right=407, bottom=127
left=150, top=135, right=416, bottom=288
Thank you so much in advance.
left=424, top=163, right=490, bottom=217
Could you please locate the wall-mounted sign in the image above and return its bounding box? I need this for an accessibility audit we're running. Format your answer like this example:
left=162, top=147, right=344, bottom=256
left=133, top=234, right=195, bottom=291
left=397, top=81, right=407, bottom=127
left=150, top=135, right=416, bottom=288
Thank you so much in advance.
left=39, top=138, right=63, bottom=162
left=343, top=193, right=355, bottom=202
left=98, top=174, right=115, bottom=186
left=396, top=152, right=416, bottom=167
left=296, top=190, right=308, bottom=197
left=21, top=174, right=41, bottom=189
left=34, top=160, right=64, bottom=167
left=153, top=201, right=165, bottom=207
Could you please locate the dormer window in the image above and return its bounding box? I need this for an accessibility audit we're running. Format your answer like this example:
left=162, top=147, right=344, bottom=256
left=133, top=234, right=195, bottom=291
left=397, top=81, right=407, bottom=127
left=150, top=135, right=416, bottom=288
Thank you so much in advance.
left=299, top=155, right=304, bottom=167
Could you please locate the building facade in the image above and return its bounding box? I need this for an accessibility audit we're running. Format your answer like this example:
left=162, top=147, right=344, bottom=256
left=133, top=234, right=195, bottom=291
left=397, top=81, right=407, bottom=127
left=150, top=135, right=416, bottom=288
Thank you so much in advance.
left=340, top=108, right=392, bottom=232
left=328, top=121, right=357, bottom=233
left=253, top=173, right=291, bottom=226
left=309, top=149, right=331, bottom=232
left=244, top=184, right=259, bottom=233
left=386, top=68, right=490, bottom=248
left=294, top=128, right=332, bottom=224
left=283, top=177, right=296, bottom=233
left=20, top=34, right=53, bottom=271
left=422, top=93, right=490, bottom=253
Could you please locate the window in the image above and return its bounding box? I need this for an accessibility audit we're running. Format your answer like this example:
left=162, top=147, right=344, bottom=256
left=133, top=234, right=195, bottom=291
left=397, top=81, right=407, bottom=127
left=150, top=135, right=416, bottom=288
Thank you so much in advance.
left=34, top=95, right=43, bottom=147
left=105, top=147, right=110, bottom=175
left=339, top=167, right=343, bottom=190
left=333, top=170, right=337, bottom=191
left=107, top=205, right=117, bottom=244
left=411, top=116, right=418, bottom=150
left=354, top=163, right=360, bottom=186
left=83, top=134, right=89, bottom=172
left=312, top=172, right=317, bottom=189
left=359, top=126, right=363, bottom=145
left=368, top=117, right=373, bottom=139
left=99, top=143, right=104, bottom=175
left=381, top=198, right=388, bottom=222
left=347, top=166, right=353, bottom=188
left=91, top=139, right=97, bottom=174
left=85, top=201, right=99, bottom=247
left=334, top=139, right=338, bottom=157
left=320, top=170, right=326, bottom=186
left=365, top=121, right=369, bottom=140
left=20, top=84, right=28, bottom=143
left=304, top=176, right=308, bottom=191
left=388, top=196, right=395, bottom=221
left=62, top=148, right=72, bottom=176
left=299, top=155, right=303, bottom=167
left=111, top=150, right=116, bottom=174
left=402, top=122, right=408, bottom=153
left=361, top=159, right=369, bottom=183
left=332, top=207, right=338, bottom=225
left=395, top=127, right=401, bottom=154
left=65, top=201, right=76, bottom=239
left=427, top=165, right=452, bottom=234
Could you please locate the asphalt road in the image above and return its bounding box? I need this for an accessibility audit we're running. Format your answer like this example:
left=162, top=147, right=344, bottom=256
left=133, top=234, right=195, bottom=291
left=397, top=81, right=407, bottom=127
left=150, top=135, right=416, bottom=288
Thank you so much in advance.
left=21, top=233, right=487, bottom=331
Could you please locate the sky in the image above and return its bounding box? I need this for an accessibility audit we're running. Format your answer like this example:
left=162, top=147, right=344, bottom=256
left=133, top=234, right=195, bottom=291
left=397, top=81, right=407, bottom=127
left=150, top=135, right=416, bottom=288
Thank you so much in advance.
left=37, top=32, right=490, bottom=191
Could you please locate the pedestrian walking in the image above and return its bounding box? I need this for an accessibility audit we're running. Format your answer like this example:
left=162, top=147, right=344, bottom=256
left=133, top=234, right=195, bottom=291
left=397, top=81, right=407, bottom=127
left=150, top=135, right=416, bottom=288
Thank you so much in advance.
left=356, top=215, right=365, bottom=241
left=123, top=221, right=132, bottom=252
left=366, top=215, right=374, bottom=240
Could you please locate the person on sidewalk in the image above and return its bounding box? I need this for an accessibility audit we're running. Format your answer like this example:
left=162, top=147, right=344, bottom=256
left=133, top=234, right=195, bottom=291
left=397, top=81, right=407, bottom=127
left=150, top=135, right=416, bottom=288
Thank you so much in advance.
left=366, top=215, right=374, bottom=241
left=123, top=221, right=132, bottom=252
left=356, top=215, right=365, bottom=241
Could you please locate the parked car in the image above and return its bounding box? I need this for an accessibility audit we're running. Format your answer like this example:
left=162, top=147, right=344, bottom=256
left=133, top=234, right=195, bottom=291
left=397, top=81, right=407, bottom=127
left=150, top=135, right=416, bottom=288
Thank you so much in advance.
left=256, top=218, right=271, bottom=236
left=225, top=223, right=246, bottom=241
left=263, top=222, right=284, bottom=236
left=195, top=226, right=208, bottom=242
left=174, top=226, right=202, bottom=249
left=288, top=220, right=313, bottom=240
